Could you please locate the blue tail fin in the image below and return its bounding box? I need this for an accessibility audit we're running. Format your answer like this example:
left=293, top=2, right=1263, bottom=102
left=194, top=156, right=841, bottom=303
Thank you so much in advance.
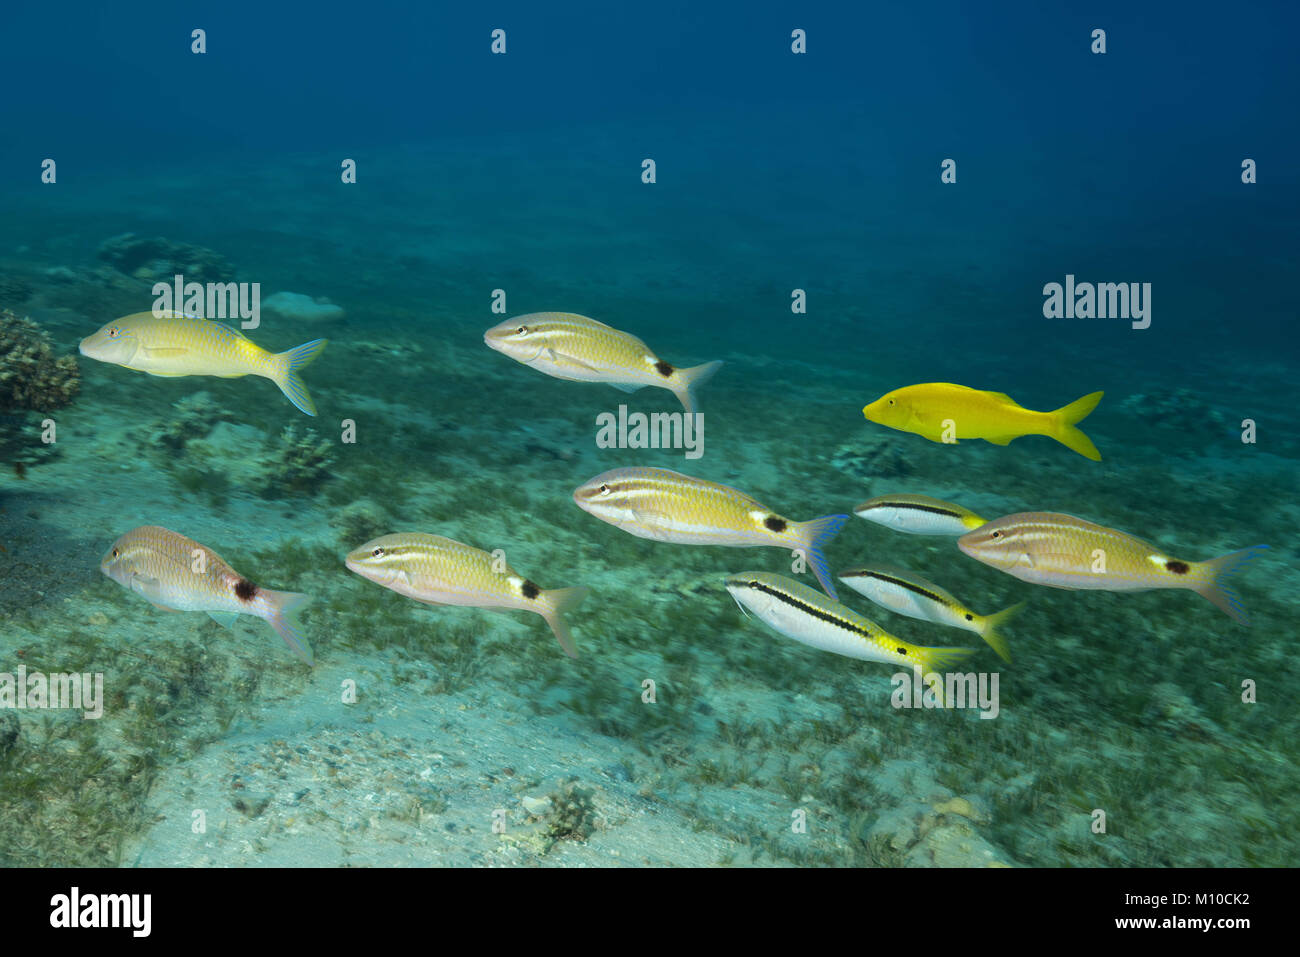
left=275, top=338, right=328, bottom=416
left=1196, top=544, right=1268, bottom=625
left=793, top=514, right=851, bottom=599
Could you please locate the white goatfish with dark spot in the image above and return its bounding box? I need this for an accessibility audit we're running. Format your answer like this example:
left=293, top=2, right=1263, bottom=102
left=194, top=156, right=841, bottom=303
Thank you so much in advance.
left=100, top=525, right=313, bottom=663
left=854, top=494, right=987, bottom=536
left=725, top=571, right=977, bottom=676
left=345, top=533, right=589, bottom=657
left=958, top=512, right=1269, bottom=625
left=574, top=466, right=849, bottom=598
left=838, top=564, right=1021, bottom=663
left=484, top=312, right=723, bottom=414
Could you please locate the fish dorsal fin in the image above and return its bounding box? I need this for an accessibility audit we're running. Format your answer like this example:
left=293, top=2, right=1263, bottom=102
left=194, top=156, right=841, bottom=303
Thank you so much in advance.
left=983, top=391, right=1016, bottom=404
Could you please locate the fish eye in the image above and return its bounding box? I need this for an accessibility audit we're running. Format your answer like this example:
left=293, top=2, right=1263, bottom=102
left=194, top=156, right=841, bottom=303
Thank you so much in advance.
left=599, top=483, right=610, bottom=494
left=990, top=531, right=1001, bottom=539
left=111, top=548, right=119, bottom=558
left=515, top=325, right=528, bottom=335
left=888, top=398, right=895, bottom=405
left=107, top=327, right=120, bottom=339
left=748, top=579, right=759, bottom=587
left=371, top=546, right=385, bottom=557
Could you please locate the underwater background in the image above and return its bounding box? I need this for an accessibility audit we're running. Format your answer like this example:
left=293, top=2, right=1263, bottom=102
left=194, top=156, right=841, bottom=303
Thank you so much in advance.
left=1, top=0, right=1297, bottom=866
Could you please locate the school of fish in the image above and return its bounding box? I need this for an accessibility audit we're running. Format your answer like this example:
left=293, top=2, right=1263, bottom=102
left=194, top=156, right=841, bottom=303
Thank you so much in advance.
left=73, top=307, right=1269, bottom=705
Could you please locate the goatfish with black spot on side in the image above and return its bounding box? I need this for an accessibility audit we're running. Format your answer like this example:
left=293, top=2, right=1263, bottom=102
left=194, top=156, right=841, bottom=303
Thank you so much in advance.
left=838, top=564, right=1022, bottom=663
left=958, top=512, right=1269, bottom=625
left=574, top=466, right=849, bottom=599
left=79, top=312, right=327, bottom=415
left=483, top=312, right=723, bottom=414
left=862, top=383, right=1105, bottom=460
left=725, top=571, right=977, bottom=689
left=99, top=525, right=314, bottom=664
left=854, top=493, right=988, bottom=536
left=344, top=533, right=589, bottom=657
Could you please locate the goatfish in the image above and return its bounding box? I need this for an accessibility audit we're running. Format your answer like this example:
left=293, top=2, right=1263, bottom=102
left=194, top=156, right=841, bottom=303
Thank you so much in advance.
left=483, top=312, right=723, bottom=414
left=79, top=312, right=327, bottom=416
left=100, top=525, right=313, bottom=664
left=725, top=571, right=976, bottom=677
left=344, top=533, right=589, bottom=657
left=838, top=565, right=1021, bottom=663
left=574, top=466, right=849, bottom=598
left=855, top=493, right=987, bottom=536
left=862, top=383, right=1104, bottom=461
left=958, top=512, right=1268, bottom=625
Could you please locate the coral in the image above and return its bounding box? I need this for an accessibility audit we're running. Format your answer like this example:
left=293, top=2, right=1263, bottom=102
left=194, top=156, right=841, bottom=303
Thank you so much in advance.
left=258, top=425, right=335, bottom=496
left=148, top=391, right=227, bottom=451
left=329, top=499, right=394, bottom=546
left=0, top=308, right=80, bottom=412
left=96, top=232, right=233, bottom=284
left=0, top=412, right=61, bottom=472
left=544, top=778, right=597, bottom=842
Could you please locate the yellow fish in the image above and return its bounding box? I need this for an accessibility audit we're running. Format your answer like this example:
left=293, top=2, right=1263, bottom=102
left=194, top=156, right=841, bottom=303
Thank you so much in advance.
left=345, top=533, right=589, bottom=657
left=100, top=525, right=314, bottom=663
left=958, top=512, right=1268, bottom=624
left=862, top=383, right=1104, bottom=460
left=80, top=312, right=327, bottom=415
left=484, top=312, right=723, bottom=414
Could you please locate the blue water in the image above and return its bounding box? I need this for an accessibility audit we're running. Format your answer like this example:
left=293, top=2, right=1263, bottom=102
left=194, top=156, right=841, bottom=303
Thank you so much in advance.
left=1, top=0, right=1297, bottom=867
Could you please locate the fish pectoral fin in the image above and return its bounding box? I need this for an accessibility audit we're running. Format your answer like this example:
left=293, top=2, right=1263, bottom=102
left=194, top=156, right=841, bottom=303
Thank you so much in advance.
left=545, top=347, right=601, bottom=372
left=206, top=611, right=240, bottom=627
left=1015, top=552, right=1035, bottom=569
left=129, top=573, right=165, bottom=601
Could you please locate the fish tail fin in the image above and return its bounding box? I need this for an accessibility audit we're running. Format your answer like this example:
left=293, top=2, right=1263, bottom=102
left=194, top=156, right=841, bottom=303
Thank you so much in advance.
left=273, top=338, right=328, bottom=416
left=1048, top=390, right=1104, bottom=460
left=260, top=589, right=315, bottom=665
left=979, top=601, right=1024, bottom=664
left=1194, top=545, right=1269, bottom=625
left=791, top=514, right=851, bottom=599
left=672, top=360, right=724, bottom=415
left=911, top=646, right=979, bottom=707
left=541, top=586, right=590, bottom=658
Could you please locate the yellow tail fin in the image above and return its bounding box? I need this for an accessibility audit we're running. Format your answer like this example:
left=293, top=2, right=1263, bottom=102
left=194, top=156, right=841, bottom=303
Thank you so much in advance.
left=1049, top=391, right=1104, bottom=460
left=978, top=601, right=1024, bottom=664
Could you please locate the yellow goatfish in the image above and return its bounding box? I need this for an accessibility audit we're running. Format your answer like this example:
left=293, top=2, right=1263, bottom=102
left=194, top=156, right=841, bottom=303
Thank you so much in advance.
left=862, top=383, right=1104, bottom=460
left=100, top=525, right=313, bottom=663
left=344, top=533, right=589, bottom=657
left=484, top=312, right=723, bottom=414
left=958, top=512, right=1268, bottom=624
left=838, top=564, right=1021, bottom=662
left=573, top=466, right=849, bottom=598
left=79, top=312, right=327, bottom=415
left=725, top=571, right=977, bottom=676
